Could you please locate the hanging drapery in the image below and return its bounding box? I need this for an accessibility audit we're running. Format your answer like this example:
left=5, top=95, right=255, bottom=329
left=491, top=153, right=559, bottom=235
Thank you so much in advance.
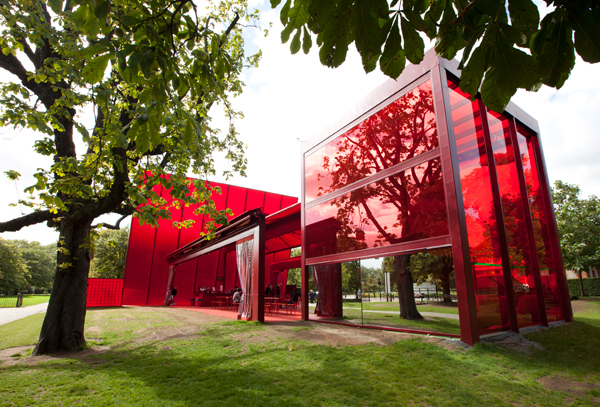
left=164, top=266, right=176, bottom=306
left=236, top=239, right=254, bottom=319
left=311, top=264, right=339, bottom=317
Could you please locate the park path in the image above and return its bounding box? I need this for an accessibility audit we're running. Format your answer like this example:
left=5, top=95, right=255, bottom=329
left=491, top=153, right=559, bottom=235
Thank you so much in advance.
left=0, top=302, right=48, bottom=326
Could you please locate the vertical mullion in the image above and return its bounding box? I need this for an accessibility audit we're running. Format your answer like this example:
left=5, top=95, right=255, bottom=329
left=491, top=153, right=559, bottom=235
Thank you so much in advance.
left=431, top=64, right=479, bottom=345
left=508, top=118, right=549, bottom=327
left=478, top=100, right=519, bottom=333
left=529, top=135, right=573, bottom=322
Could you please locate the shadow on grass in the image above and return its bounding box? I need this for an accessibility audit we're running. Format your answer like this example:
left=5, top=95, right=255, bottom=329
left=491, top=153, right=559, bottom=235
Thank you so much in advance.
left=0, top=321, right=575, bottom=407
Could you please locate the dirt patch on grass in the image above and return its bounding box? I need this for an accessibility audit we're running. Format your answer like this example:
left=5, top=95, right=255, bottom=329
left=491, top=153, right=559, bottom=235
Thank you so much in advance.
left=0, top=307, right=465, bottom=367
left=231, top=320, right=457, bottom=348
left=571, top=299, right=599, bottom=315
left=482, top=331, right=543, bottom=354
left=537, top=376, right=600, bottom=403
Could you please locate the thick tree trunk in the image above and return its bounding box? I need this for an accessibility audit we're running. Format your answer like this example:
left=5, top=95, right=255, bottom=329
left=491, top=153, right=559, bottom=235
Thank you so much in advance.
left=579, top=271, right=584, bottom=297
left=33, top=218, right=92, bottom=355
left=395, top=254, right=423, bottom=320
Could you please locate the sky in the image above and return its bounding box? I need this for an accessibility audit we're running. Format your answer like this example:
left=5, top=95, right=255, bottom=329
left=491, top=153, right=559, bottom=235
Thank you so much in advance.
left=1, top=1, right=599, bottom=245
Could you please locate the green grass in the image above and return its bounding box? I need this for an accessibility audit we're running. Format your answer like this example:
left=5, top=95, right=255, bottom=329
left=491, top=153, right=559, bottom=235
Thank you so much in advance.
left=0, top=301, right=599, bottom=406
left=342, top=301, right=460, bottom=314
left=21, top=294, right=51, bottom=307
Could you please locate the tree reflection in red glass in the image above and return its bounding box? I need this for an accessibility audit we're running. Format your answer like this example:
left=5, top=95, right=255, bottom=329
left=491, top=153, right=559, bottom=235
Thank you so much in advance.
left=305, top=80, right=439, bottom=203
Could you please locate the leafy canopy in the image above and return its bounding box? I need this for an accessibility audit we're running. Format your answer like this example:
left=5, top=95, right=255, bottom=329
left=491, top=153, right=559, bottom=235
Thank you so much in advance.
left=271, top=0, right=600, bottom=112
left=0, top=0, right=260, bottom=238
left=552, top=181, right=600, bottom=276
left=90, top=228, right=128, bottom=279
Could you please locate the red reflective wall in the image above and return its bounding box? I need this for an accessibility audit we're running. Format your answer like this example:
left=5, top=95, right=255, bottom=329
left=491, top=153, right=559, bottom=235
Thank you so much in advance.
left=305, top=158, right=448, bottom=258
left=123, top=181, right=297, bottom=305
left=304, top=80, right=439, bottom=203
left=487, top=111, right=541, bottom=328
left=87, top=278, right=123, bottom=307
left=448, top=80, right=510, bottom=334
left=516, top=126, right=564, bottom=322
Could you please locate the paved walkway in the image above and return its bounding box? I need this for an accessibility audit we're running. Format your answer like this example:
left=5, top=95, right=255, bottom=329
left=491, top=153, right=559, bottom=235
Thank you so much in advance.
left=0, top=302, right=48, bottom=326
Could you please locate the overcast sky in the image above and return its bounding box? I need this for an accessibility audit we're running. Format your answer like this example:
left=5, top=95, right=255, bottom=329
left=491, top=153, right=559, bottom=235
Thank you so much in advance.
left=1, top=1, right=599, bottom=245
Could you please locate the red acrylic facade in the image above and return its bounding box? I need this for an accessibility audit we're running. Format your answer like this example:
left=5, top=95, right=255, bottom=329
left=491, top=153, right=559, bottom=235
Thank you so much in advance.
left=301, top=50, right=572, bottom=345
left=122, top=180, right=298, bottom=306
left=87, top=278, right=123, bottom=307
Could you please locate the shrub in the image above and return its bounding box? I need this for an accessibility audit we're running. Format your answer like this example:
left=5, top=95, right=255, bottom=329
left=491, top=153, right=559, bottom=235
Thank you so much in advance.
left=567, top=277, right=600, bottom=297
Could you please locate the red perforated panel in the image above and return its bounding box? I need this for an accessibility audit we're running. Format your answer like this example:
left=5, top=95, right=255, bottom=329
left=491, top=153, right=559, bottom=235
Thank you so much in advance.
left=87, top=278, right=123, bottom=307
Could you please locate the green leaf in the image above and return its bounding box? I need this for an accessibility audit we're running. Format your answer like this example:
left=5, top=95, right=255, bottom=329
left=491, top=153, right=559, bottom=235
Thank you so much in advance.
left=307, top=0, right=335, bottom=34
left=434, top=0, right=466, bottom=60
left=290, top=28, right=302, bottom=54
left=48, top=0, right=63, bottom=14
left=400, top=17, right=424, bottom=64
left=82, top=54, right=111, bottom=84
left=353, top=0, right=384, bottom=72
left=508, top=0, right=540, bottom=42
left=281, top=24, right=295, bottom=43
left=568, top=5, right=600, bottom=63
left=270, top=0, right=282, bottom=7
left=288, top=2, right=310, bottom=28
left=183, top=118, right=194, bottom=145
left=460, top=45, right=487, bottom=96
left=94, top=1, right=109, bottom=20
left=481, top=26, right=539, bottom=111
left=319, top=0, right=353, bottom=68
left=280, top=0, right=292, bottom=25
left=531, top=9, right=575, bottom=89
left=302, top=27, right=313, bottom=54
left=380, top=17, right=405, bottom=79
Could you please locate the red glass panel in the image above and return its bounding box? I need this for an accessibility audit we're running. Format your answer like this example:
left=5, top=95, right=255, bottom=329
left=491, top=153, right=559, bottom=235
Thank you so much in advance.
left=173, top=259, right=197, bottom=304
left=122, top=183, right=162, bottom=306
left=263, top=192, right=283, bottom=215
left=195, top=250, right=220, bottom=289
left=304, top=80, right=438, bottom=203
left=305, top=158, right=448, bottom=258
left=225, top=185, right=247, bottom=220
left=245, top=189, right=266, bottom=212
left=487, top=111, right=541, bottom=328
left=281, top=195, right=299, bottom=209
left=516, top=126, right=563, bottom=322
left=87, top=278, right=123, bottom=307
left=448, top=80, right=508, bottom=334
left=178, top=182, right=205, bottom=247
left=224, top=250, right=238, bottom=291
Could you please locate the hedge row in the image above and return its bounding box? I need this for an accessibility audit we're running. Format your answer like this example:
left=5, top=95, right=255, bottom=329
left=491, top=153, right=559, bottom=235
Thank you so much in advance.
left=567, top=277, right=600, bottom=297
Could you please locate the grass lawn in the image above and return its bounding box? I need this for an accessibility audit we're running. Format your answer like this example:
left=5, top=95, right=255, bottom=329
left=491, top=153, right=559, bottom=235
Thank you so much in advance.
left=21, top=295, right=51, bottom=307
left=0, top=300, right=599, bottom=406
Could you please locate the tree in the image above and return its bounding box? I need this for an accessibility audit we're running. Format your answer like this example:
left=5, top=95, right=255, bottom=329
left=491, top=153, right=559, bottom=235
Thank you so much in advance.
left=90, top=227, right=129, bottom=279
left=271, top=0, right=600, bottom=112
left=0, top=0, right=260, bottom=354
left=552, top=181, right=600, bottom=297
left=0, top=237, right=29, bottom=293
left=13, top=240, right=56, bottom=290
left=410, top=250, right=454, bottom=304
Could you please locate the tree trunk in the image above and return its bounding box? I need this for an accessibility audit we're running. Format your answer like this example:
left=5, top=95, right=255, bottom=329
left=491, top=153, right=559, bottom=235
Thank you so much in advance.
left=441, top=262, right=453, bottom=304
left=395, top=254, right=423, bottom=320
left=579, top=271, right=585, bottom=297
left=33, top=218, right=92, bottom=355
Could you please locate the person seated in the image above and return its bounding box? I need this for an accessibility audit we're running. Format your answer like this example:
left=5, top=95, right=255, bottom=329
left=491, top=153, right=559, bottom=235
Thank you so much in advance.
left=233, top=288, right=242, bottom=304
left=290, top=287, right=301, bottom=304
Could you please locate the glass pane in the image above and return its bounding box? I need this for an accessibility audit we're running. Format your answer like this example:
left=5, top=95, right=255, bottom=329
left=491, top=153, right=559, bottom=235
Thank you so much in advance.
left=487, top=111, right=542, bottom=328
left=516, top=126, right=563, bottom=322
left=304, top=80, right=439, bottom=203
left=305, top=158, right=449, bottom=259
left=447, top=80, right=509, bottom=335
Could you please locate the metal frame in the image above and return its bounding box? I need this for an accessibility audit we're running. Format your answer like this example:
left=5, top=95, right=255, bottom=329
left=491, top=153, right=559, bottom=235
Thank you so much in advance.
left=299, top=49, right=572, bottom=345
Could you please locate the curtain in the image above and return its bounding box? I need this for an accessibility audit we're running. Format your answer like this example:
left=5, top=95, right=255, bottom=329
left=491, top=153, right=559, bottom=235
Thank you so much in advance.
left=236, top=239, right=253, bottom=319
left=311, top=264, right=339, bottom=317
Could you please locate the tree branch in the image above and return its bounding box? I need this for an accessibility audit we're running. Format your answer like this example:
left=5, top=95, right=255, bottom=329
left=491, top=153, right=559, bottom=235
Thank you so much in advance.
left=0, top=210, right=54, bottom=232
